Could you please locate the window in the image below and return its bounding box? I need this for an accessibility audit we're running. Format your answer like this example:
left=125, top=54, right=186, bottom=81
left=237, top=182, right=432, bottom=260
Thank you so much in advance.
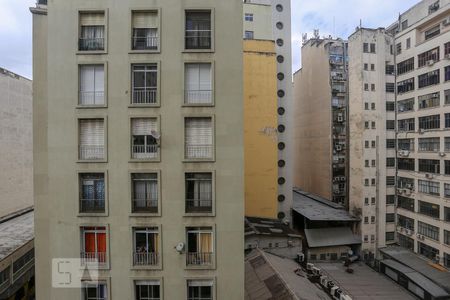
left=398, top=214, right=414, bottom=230
left=386, top=64, right=395, bottom=75
left=134, top=280, right=161, bottom=300
left=398, top=234, right=414, bottom=251
left=446, top=253, right=450, bottom=268
left=446, top=184, right=450, bottom=198
left=364, top=179, right=369, bottom=186
left=445, top=231, right=450, bottom=246
left=429, top=1, right=440, bottom=14
left=187, top=280, right=213, bottom=300
left=185, top=63, right=212, bottom=105
left=365, top=121, right=369, bottom=129
left=79, top=12, right=105, bottom=51
left=445, top=66, right=450, bottom=81
left=370, top=43, right=376, bottom=53
left=446, top=137, right=450, bottom=152
left=418, top=221, right=439, bottom=241
left=446, top=113, right=450, bottom=128
left=386, top=232, right=395, bottom=241
left=386, top=214, right=395, bottom=223
left=386, top=195, right=395, bottom=205
left=398, top=98, right=414, bottom=112
left=131, top=173, right=158, bottom=214
left=131, top=11, right=159, bottom=50
left=386, top=120, right=395, bottom=130
left=371, top=160, right=376, bottom=167
left=371, top=197, right=376, bottom=204
left=418, top=47, right=439, bottom=67
left=446, top=160, right=450, bottom=175
left=132, top=64, right=158, bottom=105
left=371, top=84, right=375, bottom=91
left=244, top=13, right=253, bottom=21
left=365, top=197, right=369, bottom=205
left=398, top=158, right=415, bottom=171
left=79, top=173, right=105, bottom=213
left=79, top=119, right=105, bottom=160
left=364, top=83, right=369, bottom=91
left=131, top=118, right=159, bottom=159
left=418, top=180, right=440, bottom=195
left=406, top=38, right=411, bottom=49
left=82, top=281, right=108, bottom=300
left=244, top=31, right=254, bottom=39
left=0, top=266, right=10, bottom=287
left=12, top=249, right=34, bottom=276
left=371, top=140, right=376, bottom=148
left=397, top=78, right=414, bottom=94
left=371, top=64, right=375, bottom=71
left=186, top=227, right=213, bottom=266
left=418, top=201, right=440, bottom=218
left=371, top=216, right=376, bottom=223
left=419, top=115, right=440, bottom=130
left=396, top=43, right=402, bottom=55
left=418, top=242, right=439, bottom=260
left=380, top=102, right=391, bottom=113
left=371, top=178, right=376, bottom=186
left=186, top=173, right=213, bottom=213
left=363, top=43, right=369, bottom=53
left=445, top=207, right=450, bottom=221
left=365, top=103, right=369, bottom=110
left=386, top=139, right=396, bottom=149
left=133, top=227, right=159, bottom=266
left=446, top=42, right=450, bottom=56
left=398, top=196, right=414, bottom=211
left=418, top=70, right=440, bottom=88
left=419, top=159, right=440, bottom=173
left=79, top=65, right=104, bottom=106
left=365, top=141, right=369, bottom=148
left=397, top=58, right=414, bottom=75
left=185, top=117, right=213, bottom=159
left=80, top=226, right=107, bottom=265
left=364, top=235, right=368, bottom=243
left=364, top=63, right=368, bottom=71
left=418, top=138, right=440, bottom=152
left=185, top=11, right=212, bottom=50
left=418, top=92, right=440, bottom=109
left=386, top=83, right=395, bottom=93
left=364, top=216, right=368, bottom=224
left=398, top=118, right=415, bottom=132
left=424, top=25, right=440, bottom=41
left=386, top=176, right=395, bottom=186
left=398, top=177, right=414, bottom=189
left=398, top=139, right=414, bottom=151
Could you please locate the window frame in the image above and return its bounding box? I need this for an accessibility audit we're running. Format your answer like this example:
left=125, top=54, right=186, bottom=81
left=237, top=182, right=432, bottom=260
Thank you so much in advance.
left=79, top=225, right=110, bottom=270
left=77, top=9, right=108, bottom=55
left=185, top=278, right=216, bottom=300
left=129, top=170, right=161, bottom=217
left=129, top=116, right=161, bottom=162
left=184, top=9, right=215, bottom=53
left=132, top=278, right=163, bottom=300
left=183, top=115, right=215, bottom=162
left=131, top=225, right=162, bottom=270
left=78, top=171, right=108, bottom=217
left=184, top=171, right=216, bottom=217
left=185, top=226, right=216, bottom=270
left=129, top=9, right=161, bottom=54
left=183, top=61, right=215, bottom=107
left=129, top=62, right=161, bottom=107
left=77, top=62, right=108, bottom=108
left=77, top=117, right=108, bottom=163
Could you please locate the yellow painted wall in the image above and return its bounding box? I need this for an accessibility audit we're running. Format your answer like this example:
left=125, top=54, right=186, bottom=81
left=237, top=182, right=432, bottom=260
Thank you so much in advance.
left=244, top=40, right=278, bottom=218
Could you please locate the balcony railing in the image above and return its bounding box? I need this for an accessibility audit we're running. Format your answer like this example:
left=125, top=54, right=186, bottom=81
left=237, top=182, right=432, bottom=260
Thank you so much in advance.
left=80, top=252, right=106, bottom=265
left=186, top=252, right=213, bottom=266
left=132, top=88, right=157, bottom=104
left=132, top=199, right=158, bottom=213
left=185, top=30, right=211, bottom=49
left=132, top=37, right=159, bottom=50
left=79, top=145, right=104, bottom=160
left=133, top=252, right=158, bottom=266
left=79, top=91, right=104, bottom=106
left=132, top=145, right=159, bottom=159
left=80, top=199, right=105, bottom=213
left=185, top=145, right=213, bottom=159
left=185, top=90, right=212, bottom=105
left=186, top=199, right=212, bottom=213
left=79, top=37, right=105, bottom=51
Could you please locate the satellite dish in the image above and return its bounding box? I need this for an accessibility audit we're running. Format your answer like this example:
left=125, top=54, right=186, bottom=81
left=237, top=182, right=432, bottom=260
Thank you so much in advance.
left=175, top=242, right=185, bottom=253
left=151, top=130, right=161, bottom=140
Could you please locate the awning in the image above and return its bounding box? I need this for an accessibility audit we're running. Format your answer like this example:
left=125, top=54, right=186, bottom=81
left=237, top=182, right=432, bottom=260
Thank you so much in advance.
left=304, top=227, right=361, bottom=248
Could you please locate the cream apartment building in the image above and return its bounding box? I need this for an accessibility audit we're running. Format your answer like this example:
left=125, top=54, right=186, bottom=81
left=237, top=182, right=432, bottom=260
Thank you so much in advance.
left=31, top=0, right=244, bottom=299
left=348, top=28, right=397, bottom=259
left=243, top=0, right=294, bottom=222
left=388, top=0, right=450, bottom=268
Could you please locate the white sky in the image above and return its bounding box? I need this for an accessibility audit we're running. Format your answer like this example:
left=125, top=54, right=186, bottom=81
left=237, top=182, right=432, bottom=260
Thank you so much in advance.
left=0, top=0, right=421, bottom=79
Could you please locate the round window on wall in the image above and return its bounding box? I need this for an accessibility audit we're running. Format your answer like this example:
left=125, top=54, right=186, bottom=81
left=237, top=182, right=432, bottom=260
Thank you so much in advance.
left=278, top=195, right=285, bottom=202
left=277, top=212, right=286, bottom=220
left=278, top=107, right=285, bottom=115
left=276, top=22, right=284, bottom=30
left=278, top=177, right=286, bottom=185
left=278, top=160, right=286, bottom=167
left=276, top=4, right=283, bottom=12
left=278, top=124, right=285, bottom=132
left=276, top=39, right=284, bottom=47
left=277, top=72, right=285, bottom=81
left=278, top=90, right=285, bottom=98
left=277, top=55, right=284, bottom=63
left=278, top=142, right=285, bottom=150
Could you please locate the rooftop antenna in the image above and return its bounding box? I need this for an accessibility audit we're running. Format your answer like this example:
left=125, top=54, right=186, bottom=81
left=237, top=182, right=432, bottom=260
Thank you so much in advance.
left=313, top=29, right=320, bottom=39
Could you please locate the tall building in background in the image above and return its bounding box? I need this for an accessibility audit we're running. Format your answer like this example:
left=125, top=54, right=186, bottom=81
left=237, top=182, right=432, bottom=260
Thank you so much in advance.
left=243, top=0, right=293, bottom=222
left=31, top=0, right=244, bottom=299
left=293, top=38, right=349, bottom=206
left=347, top=28, right=397, bottom=259
left=0, top=68, right=32, bottom=218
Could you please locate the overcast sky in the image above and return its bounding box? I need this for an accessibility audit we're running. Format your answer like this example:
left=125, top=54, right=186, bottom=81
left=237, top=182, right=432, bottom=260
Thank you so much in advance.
left=1, top=0, right=421, bottom=79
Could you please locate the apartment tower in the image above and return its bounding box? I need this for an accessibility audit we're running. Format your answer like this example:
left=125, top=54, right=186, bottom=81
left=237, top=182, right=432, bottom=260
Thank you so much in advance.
left=31, top=0, right=244, bottom=299
left=293, top=38, right=349, bottom=206
left=243, top=0, right=294, bottom=222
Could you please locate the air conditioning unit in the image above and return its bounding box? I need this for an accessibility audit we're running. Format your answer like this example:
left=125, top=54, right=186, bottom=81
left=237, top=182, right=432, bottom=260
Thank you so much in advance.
left=306, top=263, right=314, bottom=271
left=439, top=152, right=446, bottom=157
left=312, top=267, right=321, bottom=276
left=320, top=276, right=328, bottom=287
left=330, top=286, right=340, bottom=296
left=419, top=128, right=425, bottom=134
left=445, top=54, right=450, bottom=60
left=435, top=254, right=440, bottom=262
left=336, top=145, right=342, bottom=151
left=340, top=176, right=346, bottom=181
left=297, top=253, right=305, bottom=263
left=337, top=114, right=344, bottom=122
left=340, top=295, right=353, bottom=300
left=443, top=17, right=450, bottom=26
left=406, top=229, right=412, bottom=235
left=426, top=173, right=434, bottom=179
left=427, top=59, right=435, bottom=66
left=399, top=150, right=410, bottom=157
left=406, top=184, right=413, bottom=189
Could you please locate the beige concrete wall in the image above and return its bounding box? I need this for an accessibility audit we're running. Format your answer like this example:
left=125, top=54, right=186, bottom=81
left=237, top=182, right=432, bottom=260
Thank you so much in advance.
left=0, top=69, right=32, bottom=218
left=32, top=0, right=244, bottom=299
left=244, top=40, right=278, bottom=219
left=293, top=43, right=332, bottom=200
left=243, top=3, right=273, bottom=40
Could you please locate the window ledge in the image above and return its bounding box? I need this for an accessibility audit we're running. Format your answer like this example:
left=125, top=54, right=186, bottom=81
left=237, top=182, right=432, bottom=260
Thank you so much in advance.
left=183, top=49, right=214, bottom=53
left=183, top=213, right=215, bottom=217
left=128, top=104, right=161, bottom=108
left=77, top=159, right=108, bottom=163
left=76, top=50, right=108, bottom=55
left=183, top=159, right=215, bottom=163
left=129, top=158, right=161, bottom=163
left=76, top=105, right=108, bottom=109
left=131, top=265, right=162, bottom=271
left=78, top=213, right=108, bottom=218
left=130, top=213, right=161, bottom=217
left=129, top=50, right=161, bottom=54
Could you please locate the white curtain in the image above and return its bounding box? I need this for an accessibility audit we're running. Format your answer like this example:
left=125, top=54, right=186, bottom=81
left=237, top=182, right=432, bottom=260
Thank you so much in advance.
left=80, top=119, right=104, bottom=146
left=132, top=118, right=157, bottom=136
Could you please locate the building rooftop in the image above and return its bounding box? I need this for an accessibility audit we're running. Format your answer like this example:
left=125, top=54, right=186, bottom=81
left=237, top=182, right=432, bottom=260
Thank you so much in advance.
left=304, top=227, right=361, bottom=248
left=315, top=261, right=417, bottom=300
left=292, top=189, right=359, bottom=222
left=245, top=216, right=302, bottom=238
left=0, top=210, right=34, bottom=261
left=245, top=249, right=329, bottom=300
left=380, top=246, right=450, bottom=292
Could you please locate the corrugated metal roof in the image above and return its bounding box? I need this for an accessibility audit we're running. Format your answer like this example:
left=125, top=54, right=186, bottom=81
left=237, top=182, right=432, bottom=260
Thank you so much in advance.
left=245, top=216, right=302, bottom=238
left=304, top=227, right=361, bottom=248
left=292, top=189, right=358, bottom=222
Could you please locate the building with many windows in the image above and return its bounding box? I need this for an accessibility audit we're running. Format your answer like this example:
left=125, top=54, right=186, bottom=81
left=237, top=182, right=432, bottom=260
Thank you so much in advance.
left=31, top=0, right=244, bottom=299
